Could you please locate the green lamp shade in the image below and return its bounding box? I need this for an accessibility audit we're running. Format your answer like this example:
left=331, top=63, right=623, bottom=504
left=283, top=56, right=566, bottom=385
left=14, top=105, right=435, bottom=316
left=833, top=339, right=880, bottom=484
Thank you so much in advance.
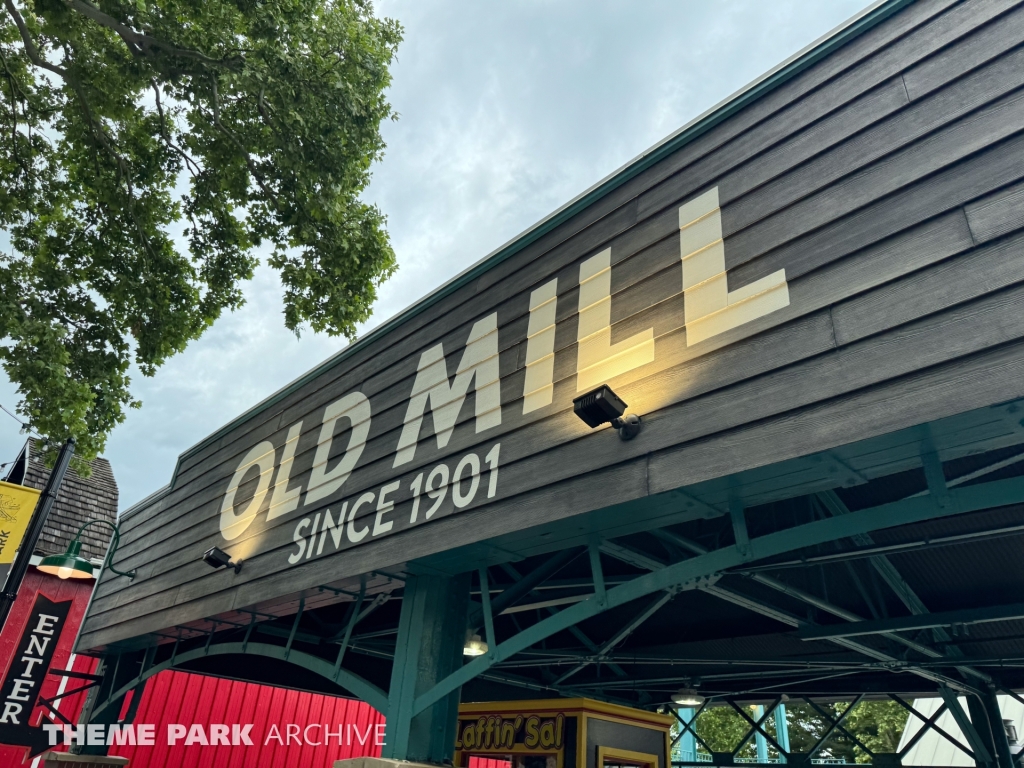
left=37, top=540, right=95, bottom=580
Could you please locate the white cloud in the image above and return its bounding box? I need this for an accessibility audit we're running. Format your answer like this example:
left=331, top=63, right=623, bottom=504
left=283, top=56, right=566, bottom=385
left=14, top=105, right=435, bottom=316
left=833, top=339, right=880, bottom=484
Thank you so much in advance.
left=0, top=0, right=871, bottom=507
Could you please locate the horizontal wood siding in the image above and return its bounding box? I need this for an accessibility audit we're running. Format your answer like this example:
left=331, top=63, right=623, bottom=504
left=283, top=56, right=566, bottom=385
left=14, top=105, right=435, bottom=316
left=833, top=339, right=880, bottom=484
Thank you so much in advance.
left=79, top=0, right=1024, bottom=650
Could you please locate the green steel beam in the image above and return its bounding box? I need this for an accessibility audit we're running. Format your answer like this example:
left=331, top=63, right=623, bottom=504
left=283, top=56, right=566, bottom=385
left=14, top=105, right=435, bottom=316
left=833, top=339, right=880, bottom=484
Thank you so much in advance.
left=552, top=589, right=677, bottom=685
left=940, top=687, right=992, bottom=766
left=90, top=641, right=388, bottom=718
left=798, top=601, right=1024, bottom=640
left=411, top=473, right=1024, bottom=716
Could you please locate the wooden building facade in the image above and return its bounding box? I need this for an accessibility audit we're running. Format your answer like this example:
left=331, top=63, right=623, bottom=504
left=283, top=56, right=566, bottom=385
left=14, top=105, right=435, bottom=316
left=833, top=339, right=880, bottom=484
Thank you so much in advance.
left=74, top=2, right=1024, bottom=766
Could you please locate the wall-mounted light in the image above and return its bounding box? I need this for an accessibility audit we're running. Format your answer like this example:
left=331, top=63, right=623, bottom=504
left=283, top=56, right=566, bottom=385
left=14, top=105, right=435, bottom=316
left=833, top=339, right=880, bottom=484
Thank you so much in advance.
left=203, top=546, right=242, bottom=574
left=38, top=520, right=135, bottom=581
left=671, top=687, right=705, bottom=707
left=463, top=632, right=488, bottom=657
left=573, top=385, right=642, bottom=440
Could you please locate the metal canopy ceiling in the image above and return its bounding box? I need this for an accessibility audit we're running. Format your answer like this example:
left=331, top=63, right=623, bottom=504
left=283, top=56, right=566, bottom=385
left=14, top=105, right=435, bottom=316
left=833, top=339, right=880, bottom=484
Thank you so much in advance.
left=105, top=397, right=1024, bottom=711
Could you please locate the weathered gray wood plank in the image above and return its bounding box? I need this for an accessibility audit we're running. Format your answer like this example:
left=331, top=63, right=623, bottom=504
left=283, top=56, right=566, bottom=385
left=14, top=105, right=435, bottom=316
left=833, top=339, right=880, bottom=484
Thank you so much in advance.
left=88, top=309, right=837, bottom=618
left=902, top=1, right=1024, bottom=101
left=724, top=45, right=1024, bottom=239
left=103, top=255, right=1024, bottom=621
left=83, top=291, right=1024, bottom=646
left=833, top=229, right=1024, bottom=345
left=88, top=211, right=974, bottom=613
left=727, top=130, right=1024, bottom=287
left=725, top=87, right=1024, bottom=267
left=634, top=0, right=1004, bottom=223
left=965, top=181, right=1024, bottom=244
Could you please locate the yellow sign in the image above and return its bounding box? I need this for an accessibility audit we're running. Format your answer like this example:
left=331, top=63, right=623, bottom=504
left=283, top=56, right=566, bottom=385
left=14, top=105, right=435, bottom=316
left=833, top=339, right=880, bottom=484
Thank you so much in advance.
left=0, top=480, right=41, bottom=565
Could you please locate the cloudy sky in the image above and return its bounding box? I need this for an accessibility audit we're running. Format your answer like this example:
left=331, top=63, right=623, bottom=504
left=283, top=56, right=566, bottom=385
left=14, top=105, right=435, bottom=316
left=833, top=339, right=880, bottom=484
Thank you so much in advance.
left=0, top=0, right=873, bottom=509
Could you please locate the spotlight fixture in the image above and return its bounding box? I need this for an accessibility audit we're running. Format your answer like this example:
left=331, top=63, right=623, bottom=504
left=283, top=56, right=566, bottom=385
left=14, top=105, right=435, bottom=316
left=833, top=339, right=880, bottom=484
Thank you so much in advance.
left=671, top=688, right=706, bottom=707
left=203, top=546, right=242, bottom=574
left=38, top=519, right=135, bottom=581
left=573, top=384, right=642, bottom=440
left=463, top=632, right=488, bottom=657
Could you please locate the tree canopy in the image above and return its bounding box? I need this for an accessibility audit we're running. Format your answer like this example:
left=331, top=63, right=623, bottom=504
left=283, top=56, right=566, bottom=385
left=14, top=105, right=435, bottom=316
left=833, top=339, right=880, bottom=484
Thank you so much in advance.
left=0, top=0, right=401, bottom=465
left=673, top=700, right=908, bottom=764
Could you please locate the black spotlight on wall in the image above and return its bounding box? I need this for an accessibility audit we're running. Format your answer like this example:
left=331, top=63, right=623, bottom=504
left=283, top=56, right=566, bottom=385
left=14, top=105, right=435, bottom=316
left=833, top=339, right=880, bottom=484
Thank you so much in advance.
left=573, top=384, right=642, bottom=440
left=203, top=546, right=243, bottom=574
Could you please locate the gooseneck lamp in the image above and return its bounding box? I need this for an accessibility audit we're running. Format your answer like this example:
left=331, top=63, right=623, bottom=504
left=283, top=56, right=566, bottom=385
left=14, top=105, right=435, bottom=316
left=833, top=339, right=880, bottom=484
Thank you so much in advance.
left=37, top=519, right=135, bottom=581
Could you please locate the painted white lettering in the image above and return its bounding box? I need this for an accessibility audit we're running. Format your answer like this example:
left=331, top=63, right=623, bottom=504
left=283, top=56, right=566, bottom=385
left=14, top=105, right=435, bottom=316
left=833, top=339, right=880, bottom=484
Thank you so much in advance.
left=576, top=248, right=654, bottom=392
left=373, top=480, right=400, bottom=536
left=267, top=421, right=303, bottom=522
left=452, top=453, right=480, bottom=508
left=376, top=722, right=387, bottom=746
left=485, top=443, right=500, bottom=498
left=87, top=724, right=105, bottom=745
left=424, top=464, right=449, bottom=520
left=318, top=503, right=348, bottom=554
left=20, top=655, right=43, bottom=677
left=346, top=492, right=374, bottom=543
left=304, top=723, right=322, bottom=746
left=219, top=441, right=276, bottom=540
left=288, top=518, right=311, bottom=564
left=523, top=279, right=558, bottom=415
left=210, top=724, right=230, bottom=746
left=264, top=723, right=284, bottom=745
left=394, top=313, right=501, bottom=467
left=185, top=723, right=209, bottom=745
left=324, top=723, right=344, bottom=744
left=679, top=187, right=789, bottom=345
left=286, top=723, right=301, bottom=745
left=305, top=392, right=372, bottom=505
left=305, top=512, right=322, bottom=560
left=233, top=723, right=254, bottom=746
left=26, top=634, right=51, bottom=655
left=9, top=678, right=33, bottom=701
left=0, top=701, right=22, bottom=724
left=33, top=613, right=58, bottom=635
left=409, top=473, right=424, bottom=524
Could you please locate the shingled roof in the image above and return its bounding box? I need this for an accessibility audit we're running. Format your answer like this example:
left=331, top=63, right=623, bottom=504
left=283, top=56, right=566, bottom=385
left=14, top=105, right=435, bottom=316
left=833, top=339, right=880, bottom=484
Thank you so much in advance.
left=2, top=439, right=118, bottom=562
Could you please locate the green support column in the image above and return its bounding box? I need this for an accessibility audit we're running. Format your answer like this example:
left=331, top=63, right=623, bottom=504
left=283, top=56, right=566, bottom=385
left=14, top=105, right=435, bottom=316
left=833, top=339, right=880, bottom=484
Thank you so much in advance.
left=972, top=689, right=1017, bottom=768
left=74, top=650, right=146, bottom=756
left=383, top=573, right=471, bottom=763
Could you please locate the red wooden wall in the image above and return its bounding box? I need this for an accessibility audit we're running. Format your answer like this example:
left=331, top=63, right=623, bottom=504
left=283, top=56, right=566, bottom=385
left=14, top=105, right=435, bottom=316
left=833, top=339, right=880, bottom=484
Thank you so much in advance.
left=0, top=569, right=512, bottom=767
left=0, top=568, right=100, bottom=767
left=108, top=669, right=384, bottom=768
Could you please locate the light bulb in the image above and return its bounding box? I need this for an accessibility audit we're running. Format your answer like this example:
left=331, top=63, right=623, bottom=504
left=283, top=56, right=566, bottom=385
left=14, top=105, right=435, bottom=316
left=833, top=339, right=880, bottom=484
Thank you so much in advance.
left=463, top=634, right=488, bottom=656
left=57, top=565, right=74, bottom=580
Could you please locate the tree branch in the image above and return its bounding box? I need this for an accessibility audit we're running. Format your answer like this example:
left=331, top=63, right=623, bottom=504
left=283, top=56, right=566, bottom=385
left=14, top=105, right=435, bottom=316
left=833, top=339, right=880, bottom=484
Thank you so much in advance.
left=3, top=0, right=70, bottom=80
left=63, top=0, right=244, bottom=71
left=151, top=80, right=202, bottom=179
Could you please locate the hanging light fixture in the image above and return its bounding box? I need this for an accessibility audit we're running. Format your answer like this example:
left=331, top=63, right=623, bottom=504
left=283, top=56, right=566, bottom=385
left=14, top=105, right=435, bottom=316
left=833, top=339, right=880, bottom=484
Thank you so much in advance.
left=38, top=519, right=135, bottom=581
left=672, top=687, right=706, bottom=707
left=463, top=632, right=488, bottom=657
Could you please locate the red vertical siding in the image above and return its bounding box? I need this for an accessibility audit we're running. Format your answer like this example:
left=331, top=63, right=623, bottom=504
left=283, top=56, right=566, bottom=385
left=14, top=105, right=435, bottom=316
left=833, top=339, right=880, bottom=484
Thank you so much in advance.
left=108, top=669, right=385, bottom=768
left=0, top=573, right=400, bottom=767
left=469, top=757, right=513, bottom=768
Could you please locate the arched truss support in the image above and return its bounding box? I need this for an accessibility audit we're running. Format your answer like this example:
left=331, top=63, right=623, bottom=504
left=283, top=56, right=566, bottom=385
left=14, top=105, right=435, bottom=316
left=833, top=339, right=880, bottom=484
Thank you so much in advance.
left=90, top=641, right=388, bottom=721
left=410, top=472, right=1024, bottom=717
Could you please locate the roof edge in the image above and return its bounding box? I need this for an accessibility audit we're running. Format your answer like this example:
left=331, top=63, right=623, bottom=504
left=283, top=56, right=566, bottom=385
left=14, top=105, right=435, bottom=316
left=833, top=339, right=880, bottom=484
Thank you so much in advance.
left=134, top=0, right=912, bottom=517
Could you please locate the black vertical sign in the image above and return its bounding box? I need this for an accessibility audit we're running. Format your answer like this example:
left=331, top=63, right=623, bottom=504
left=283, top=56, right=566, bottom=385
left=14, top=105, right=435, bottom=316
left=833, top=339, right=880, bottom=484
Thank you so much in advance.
left=0, top=593, right=71, bottom=755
